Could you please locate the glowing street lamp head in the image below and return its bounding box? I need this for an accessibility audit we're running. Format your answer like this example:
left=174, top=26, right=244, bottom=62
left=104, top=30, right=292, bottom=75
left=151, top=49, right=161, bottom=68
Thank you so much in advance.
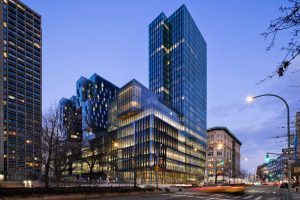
left=246, top=96, right=254, bottom=103
left=113, top=142, right=118, bottom=148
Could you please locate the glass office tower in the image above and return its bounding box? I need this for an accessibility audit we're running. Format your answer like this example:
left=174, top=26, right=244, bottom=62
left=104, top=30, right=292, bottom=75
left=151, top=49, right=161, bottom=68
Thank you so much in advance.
left=108, top=80, right=206, bottom=184
left=149, top=4, right=207, bottom=135
left=149, top=5, right=207, bottom=181
left=0, top=0, right=42, bottom=180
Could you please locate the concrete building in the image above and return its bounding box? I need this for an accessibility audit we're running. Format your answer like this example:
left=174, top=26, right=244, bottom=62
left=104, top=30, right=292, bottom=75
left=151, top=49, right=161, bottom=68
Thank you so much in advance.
left=0, top=0, right=42, bottom=180
left=256, top=163, right=268, bottom=182
left=296, top=112, right=300, bottom=160
left=256, top=154, right=287, bottom=183
left=293, top=112, right=300, bottom=183
left=206, top=127, right=241, bottom=183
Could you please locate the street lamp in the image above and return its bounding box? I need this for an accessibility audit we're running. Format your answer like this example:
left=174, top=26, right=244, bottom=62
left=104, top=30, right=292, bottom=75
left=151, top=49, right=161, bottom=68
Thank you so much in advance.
left=113, top=142, right=118, bottom=148
left=246, top=94, right=292, bottom=191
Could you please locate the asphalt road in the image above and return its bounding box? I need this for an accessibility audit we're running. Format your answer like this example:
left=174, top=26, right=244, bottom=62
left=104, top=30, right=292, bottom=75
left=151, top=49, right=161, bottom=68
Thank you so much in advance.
left=97, top=186, right=281, bottom=200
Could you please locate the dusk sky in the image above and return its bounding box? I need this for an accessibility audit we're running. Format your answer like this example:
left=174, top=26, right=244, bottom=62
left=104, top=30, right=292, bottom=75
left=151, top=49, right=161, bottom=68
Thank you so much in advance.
left=22, top=0, right=299, bottom=172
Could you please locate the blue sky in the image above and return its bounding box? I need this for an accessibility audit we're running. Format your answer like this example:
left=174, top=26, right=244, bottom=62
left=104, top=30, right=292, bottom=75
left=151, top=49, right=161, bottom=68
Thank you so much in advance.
left=22, top=0, right=300, bottom=172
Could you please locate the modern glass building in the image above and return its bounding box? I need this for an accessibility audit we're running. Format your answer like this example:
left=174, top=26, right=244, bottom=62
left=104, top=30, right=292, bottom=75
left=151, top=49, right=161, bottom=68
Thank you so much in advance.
left=108, top=79, right=206, bottom=184
left=0, top=0, right=42, bottom=180
left=149, top=5, right=207, bottom=181
left=60, top=73, right=119, bottom=176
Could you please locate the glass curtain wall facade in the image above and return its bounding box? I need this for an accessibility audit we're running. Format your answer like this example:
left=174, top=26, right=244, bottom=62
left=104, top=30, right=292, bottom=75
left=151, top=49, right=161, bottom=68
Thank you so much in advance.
left=149, top=5, right=207, bottom=135
left=0, top=0, right=42, bottom=180
left=149, top=4, right=207, bottom=183
left=108, top=80, right=206, bottom=184
left=75, top=73, right=119, bottom=139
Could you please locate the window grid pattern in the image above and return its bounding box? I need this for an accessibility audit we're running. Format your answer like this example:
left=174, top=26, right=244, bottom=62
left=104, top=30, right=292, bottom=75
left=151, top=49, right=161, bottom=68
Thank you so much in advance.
left=1, top=0, right=42, bottom=180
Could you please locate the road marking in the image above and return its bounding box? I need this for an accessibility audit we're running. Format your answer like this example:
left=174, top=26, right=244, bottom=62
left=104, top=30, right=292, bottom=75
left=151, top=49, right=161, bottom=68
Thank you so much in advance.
left=272, top=191, right=276, bottom=193
left=243, top=195, right=253, bottom=199
left=161, top=194, right=205, bottom=199
left=254, top=196, right=263, bottom=200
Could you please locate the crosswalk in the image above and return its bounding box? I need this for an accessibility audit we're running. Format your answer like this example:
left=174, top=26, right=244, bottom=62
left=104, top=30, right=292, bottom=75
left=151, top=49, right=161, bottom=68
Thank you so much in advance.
left=161, top=191, right=278, bottom=200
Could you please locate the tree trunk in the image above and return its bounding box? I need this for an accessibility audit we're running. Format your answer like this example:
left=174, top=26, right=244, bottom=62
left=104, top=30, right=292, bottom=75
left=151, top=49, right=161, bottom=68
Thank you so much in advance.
left=44, top=149, right=52, bottom=188
left=45, top=163, right=50, bottom=188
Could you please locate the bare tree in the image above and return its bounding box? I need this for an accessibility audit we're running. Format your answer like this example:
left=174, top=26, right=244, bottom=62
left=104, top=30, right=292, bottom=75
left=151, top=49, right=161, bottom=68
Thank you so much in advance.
left=82, top=144, right=98, bottom=175
left=260, top=0, right=300, bottom=82
left=39, top=104, right=61, bottom=188
left=52, top=138, right=72, bottom=187
left=38, top=103, right=74, bottom=188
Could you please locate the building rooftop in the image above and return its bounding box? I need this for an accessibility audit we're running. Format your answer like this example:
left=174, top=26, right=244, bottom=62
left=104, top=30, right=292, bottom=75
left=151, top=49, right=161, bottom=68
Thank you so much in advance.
left=207, top=126, right=242, bottom=145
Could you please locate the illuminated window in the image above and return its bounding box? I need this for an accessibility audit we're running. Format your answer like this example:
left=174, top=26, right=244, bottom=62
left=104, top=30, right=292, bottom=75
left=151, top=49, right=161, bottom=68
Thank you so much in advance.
left=8, top=95, right=15, bottom=100
left=17, top=4, right=25, bottom=10
left=34, top=43, right=40, bottom=48
left=3, top=52, right=7, bottom=58
left=3, top=22, right=7, bottom=28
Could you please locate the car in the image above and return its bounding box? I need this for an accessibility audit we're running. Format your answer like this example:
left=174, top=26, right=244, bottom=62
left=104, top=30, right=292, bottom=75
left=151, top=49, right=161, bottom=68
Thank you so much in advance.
left=280, top=182, right=288, bottom=189
left=196, top=184, right=245, bottom=193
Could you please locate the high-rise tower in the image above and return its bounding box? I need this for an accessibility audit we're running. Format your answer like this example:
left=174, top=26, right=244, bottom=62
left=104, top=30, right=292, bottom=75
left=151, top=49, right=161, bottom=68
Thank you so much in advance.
left=0, top=0, right=42, bottom=180
left=149, top=5, right=207, bottom=137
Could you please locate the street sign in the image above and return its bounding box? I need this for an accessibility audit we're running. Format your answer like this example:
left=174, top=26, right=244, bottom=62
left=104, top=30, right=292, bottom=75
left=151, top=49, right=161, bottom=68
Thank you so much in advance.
left=154, top=164, right=160, bottom=172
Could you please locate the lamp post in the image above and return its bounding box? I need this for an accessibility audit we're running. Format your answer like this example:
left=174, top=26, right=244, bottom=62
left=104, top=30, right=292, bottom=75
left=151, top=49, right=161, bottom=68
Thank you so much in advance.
left=246, top=94, right=292, bottom=191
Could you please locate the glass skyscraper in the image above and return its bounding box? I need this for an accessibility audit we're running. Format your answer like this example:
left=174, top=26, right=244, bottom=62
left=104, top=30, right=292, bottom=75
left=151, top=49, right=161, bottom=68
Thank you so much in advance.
left=0, top=0, right=42, bottom=180
left=149, top=4, right=207, bottom=136
left=149, top=5, right=207, bottom=181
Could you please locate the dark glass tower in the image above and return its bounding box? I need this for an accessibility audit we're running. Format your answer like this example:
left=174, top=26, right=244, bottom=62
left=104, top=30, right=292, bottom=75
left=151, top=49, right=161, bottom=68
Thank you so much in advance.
left=0, top=0, right=42, bottom=180
left=149, top=5, right=207, bottom=137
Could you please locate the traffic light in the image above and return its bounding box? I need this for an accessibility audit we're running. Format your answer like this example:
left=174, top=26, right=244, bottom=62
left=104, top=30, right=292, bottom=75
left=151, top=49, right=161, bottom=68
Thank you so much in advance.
left=265, top=153, right=270, bottom=163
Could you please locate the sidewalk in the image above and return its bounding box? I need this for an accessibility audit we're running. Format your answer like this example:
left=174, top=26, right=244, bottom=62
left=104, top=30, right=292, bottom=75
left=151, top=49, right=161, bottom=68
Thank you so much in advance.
left=292, top=190, right=300, bottom=199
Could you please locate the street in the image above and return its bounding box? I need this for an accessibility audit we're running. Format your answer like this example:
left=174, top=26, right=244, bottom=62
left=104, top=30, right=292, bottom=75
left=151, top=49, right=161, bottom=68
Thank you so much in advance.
left=96, top=186, right=281, bottom=200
